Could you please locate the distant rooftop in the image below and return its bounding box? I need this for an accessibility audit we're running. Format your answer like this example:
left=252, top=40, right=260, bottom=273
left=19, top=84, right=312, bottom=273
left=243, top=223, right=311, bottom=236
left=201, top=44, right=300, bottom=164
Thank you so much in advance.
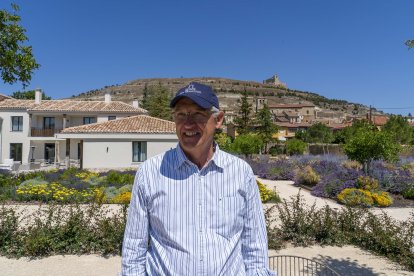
left=60, top=115, right=176, bottom=134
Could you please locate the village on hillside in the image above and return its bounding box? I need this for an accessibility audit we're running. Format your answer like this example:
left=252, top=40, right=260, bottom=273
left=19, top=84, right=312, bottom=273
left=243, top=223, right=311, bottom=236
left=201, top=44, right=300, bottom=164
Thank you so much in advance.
left=0, top=75, right=413, bottom=171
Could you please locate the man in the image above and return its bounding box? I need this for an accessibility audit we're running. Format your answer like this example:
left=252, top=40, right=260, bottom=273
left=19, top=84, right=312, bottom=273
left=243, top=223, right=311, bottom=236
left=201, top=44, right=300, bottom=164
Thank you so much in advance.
left=121, top=82, right=274, bottom=275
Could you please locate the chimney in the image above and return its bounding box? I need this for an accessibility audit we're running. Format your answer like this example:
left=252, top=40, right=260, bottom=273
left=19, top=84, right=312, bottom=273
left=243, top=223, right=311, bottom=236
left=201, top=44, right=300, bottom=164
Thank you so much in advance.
left=132, top=98, right=139, bottom=108
left=35, top=89, right=42, bottom=104
left=104, top=92, right=111, bottom=103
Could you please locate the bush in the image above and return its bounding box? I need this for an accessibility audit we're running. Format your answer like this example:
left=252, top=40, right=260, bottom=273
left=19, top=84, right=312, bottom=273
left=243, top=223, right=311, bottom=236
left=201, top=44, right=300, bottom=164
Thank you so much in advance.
left=267, top=194, right=414, bottom=271
left=311, top=168, right=361, bottom=198
left=337, top=188, right=374, bottom=207
left=371, top=191, right=393, bottom=207
left=294, top=165, right=320, bottom=187
left=286, top=139, right=307, bottom=155
left=402, top=188, right=414, bottom=199
left=18, top=177, right=48, bottom=188
left=104, top=170, right=135, bottom=187
left=111, top=192, right=132, bottom=204
left=257, top=180, right=280, bottom=203
left=355, top=175, right=379, bottom=191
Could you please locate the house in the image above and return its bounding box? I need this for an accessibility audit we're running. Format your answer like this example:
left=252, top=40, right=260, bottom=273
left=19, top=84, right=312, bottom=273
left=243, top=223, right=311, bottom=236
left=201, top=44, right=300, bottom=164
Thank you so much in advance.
left=268, top=104, right=316, bottom=122
left=0, top=90, right=153, bottom=168
left=56, top=115, right=178, bottom=169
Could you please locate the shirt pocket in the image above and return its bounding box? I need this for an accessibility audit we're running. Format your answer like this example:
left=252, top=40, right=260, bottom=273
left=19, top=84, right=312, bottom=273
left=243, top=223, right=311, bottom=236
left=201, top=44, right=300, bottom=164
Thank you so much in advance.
left=212, top=195, right=245, bottom=240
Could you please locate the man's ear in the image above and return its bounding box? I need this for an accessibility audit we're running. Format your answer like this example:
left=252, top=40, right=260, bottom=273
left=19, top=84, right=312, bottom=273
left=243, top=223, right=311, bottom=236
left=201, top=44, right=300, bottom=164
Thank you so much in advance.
left=215, top=111, right=225, bottom=128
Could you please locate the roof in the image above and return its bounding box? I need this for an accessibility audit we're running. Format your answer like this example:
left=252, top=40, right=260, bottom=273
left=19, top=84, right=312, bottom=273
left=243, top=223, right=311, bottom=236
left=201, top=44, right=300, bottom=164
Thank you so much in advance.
left=275, top=122, right=312, bottom=128
left=370, top=115, right=389, bottom=126
left=0, top=93, right=11, bottom=101
left=0, top=99, right=147, bottom=113
left=268, top=104, right=315, bottom=109
left=60, top=115, right=176, bottom=134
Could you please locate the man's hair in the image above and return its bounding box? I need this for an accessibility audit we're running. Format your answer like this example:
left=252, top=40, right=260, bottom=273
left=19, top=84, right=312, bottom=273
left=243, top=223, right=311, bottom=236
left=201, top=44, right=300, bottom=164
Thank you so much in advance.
left=210, top=106, right=220, bottom=118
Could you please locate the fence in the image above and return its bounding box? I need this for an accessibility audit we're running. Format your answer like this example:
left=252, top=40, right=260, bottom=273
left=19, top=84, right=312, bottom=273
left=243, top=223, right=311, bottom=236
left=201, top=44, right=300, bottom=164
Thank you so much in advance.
left=268, top=255, right=340, bottom=276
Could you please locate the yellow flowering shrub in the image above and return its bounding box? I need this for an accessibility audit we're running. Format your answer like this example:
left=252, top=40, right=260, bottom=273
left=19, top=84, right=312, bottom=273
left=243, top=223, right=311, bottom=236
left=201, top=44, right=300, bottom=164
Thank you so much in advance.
left=111, top=191, right=132, bottom=204
left=337, top=188, right=374, bottom=207
left=75, top=171, right=99, bottom=182
left=16, top=182, right=99, bottom=203
left=257, top=180, right=280, bottom=203
left=371, top=191, right=393, bottom=207
left=338, top=188, right=393, bottom=207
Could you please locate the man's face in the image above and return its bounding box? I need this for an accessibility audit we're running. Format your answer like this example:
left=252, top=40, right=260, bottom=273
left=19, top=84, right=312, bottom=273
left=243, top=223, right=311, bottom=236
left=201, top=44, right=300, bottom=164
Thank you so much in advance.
left=173, top=98, right=223, bottom=155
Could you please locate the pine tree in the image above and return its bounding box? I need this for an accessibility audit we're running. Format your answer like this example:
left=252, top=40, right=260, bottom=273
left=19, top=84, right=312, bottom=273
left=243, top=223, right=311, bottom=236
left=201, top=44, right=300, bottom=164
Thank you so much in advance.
left=140, top=83, right=150, bottom=110
left=255, top=104, right=278, bottom=153
left=144, top=83, right=172, bottom=121
left=233, top=89, right=253, bottom=135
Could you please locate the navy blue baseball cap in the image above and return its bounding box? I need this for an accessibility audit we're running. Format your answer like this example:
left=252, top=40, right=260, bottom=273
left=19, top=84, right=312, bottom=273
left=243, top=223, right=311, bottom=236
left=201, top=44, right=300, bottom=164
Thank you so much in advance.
left=170, top=82, right=219, bottom=109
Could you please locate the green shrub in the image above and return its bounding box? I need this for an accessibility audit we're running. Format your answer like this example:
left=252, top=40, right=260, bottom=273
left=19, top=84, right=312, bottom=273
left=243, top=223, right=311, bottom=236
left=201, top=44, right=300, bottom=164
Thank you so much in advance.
left=295, top=165, right=320, bottom=187
left=402, top=188, right=414, bottom=199
left=355, top=175, right=379, bottom=191
left=286, top=139, right=307, bottom=155
left=105, top=170, right=134, bottom=186
left=18, top=177, right=48, bottom=188
left=267, top=194, right=414, bottom=271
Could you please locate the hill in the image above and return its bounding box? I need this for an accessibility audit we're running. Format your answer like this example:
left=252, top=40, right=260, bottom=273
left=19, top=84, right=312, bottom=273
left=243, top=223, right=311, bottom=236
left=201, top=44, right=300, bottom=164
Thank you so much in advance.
left=69, top=77, right=382, bottom=117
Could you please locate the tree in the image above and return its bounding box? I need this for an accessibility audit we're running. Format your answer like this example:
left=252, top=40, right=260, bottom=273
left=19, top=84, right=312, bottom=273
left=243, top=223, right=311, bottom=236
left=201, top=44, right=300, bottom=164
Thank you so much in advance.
left=306, top=122, right=334, bottom=144
left=301, top=122, right=334, bottom=154
left=233, top=88, right=253, bottom=135
left=229, top=133, right=263, bottom=157
left=255, top=104, right=278, bottom=153
left=406, top=39, right=414, bottom=49
left=140, top=83, right=150, bottom=110
left=286, top=138, right=307, bottom=156
left=0, top=4, right=40, bottom=87
left=214, top=132, right=232, bottom=151
left=334, top=119, right=373, bottom=144
left=142, top=83, right=172, bottom=121
left=11, top=90, right=51, bottom=100
left=343, top=128, right=402, bottom=174
left=382, top=115, right=413, bottom=145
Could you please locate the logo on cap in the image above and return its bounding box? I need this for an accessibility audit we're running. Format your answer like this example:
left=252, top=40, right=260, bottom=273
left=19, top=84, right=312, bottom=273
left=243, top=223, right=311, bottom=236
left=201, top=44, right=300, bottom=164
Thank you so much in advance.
left=181, top=84, right=201, bottom=94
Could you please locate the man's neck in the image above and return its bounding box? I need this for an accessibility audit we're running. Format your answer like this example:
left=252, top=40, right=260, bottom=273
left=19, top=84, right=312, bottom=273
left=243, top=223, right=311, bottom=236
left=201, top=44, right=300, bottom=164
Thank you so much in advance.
left=181, top=143, right=215, bottom=169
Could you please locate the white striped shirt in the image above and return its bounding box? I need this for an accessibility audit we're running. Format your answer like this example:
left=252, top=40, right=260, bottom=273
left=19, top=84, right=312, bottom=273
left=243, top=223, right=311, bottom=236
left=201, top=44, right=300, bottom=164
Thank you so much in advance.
left=121, top=144, right=275, bottom=276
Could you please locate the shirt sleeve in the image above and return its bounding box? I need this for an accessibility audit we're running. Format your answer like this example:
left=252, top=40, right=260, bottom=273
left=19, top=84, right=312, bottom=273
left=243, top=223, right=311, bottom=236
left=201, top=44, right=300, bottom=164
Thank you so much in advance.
left=242, top=171, right=276, bottom=276
left=121, top=169, right=149, bottom=276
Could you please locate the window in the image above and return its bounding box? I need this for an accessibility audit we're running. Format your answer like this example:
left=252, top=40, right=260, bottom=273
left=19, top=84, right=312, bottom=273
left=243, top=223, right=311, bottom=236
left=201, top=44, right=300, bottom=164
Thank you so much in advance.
left=108, top=116, right=116, bottom=121
left=10, top=143, right=22, bottom=162
left=44, top=117, right=55, bottom=129
left=11, top=116, right=23, bottom=131
left=132, top=141, right=147, bottom=162
left=83, top=117, right=96, bottom=125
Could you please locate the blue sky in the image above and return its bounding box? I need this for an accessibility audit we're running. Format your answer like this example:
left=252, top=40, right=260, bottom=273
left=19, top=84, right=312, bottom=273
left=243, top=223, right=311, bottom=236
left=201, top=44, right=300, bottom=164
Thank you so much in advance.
left=1, top=0, right=413, bottom=115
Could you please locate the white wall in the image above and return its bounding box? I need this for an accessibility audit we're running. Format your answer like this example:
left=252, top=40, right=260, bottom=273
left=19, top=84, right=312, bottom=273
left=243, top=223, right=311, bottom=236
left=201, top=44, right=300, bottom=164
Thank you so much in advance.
left=0, top=111, right=31, bottom=163
left=82, top=138, right=177, bottom=169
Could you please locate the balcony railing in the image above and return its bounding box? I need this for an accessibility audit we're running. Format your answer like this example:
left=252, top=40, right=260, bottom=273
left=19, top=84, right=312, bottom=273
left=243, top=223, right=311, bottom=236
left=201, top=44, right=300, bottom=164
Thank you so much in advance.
left=31, top=128, right=62, bottom=137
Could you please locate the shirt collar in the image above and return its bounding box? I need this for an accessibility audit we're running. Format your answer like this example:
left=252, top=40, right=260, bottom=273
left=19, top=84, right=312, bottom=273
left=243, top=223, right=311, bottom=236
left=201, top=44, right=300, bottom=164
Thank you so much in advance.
left=174, top=143, right=225, bottom=170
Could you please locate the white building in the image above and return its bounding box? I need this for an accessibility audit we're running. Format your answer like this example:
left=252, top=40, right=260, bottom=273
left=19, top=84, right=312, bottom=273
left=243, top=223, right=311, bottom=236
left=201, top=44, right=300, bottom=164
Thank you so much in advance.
left=56, top=115, right=178, bottom=169
left=0, top=90, right=177, bottom=169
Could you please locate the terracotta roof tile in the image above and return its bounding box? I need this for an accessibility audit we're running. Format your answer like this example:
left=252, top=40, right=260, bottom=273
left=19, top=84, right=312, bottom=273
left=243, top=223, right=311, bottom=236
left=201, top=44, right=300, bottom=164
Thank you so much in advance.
left=0, top=99, right=147, bottom=113
left=60, top=115, right=176, bottom=134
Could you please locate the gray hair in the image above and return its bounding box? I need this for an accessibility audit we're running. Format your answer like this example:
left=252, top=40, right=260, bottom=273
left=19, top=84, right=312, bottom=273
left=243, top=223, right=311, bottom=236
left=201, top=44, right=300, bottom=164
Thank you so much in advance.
left=210, top=106, right=221, bottom=118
